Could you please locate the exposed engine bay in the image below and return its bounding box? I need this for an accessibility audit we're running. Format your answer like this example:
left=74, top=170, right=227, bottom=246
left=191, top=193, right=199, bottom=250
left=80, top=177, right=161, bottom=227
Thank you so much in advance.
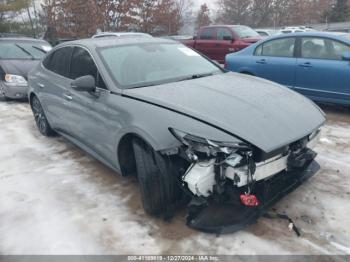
left=168, top=128, right=322, bottom=234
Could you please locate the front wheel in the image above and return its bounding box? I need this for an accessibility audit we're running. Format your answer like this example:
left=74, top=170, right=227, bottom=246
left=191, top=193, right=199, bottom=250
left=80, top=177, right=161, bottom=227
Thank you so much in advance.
left=31, top=96, right=56, bottom=137
left=132, top=138, right=182, bottom=216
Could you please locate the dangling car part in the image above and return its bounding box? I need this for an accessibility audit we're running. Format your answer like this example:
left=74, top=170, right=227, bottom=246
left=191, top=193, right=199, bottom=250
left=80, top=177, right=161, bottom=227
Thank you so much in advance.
left=28, top=37, right=326, bottom=234
left=170, top=128, right=322, bottom=234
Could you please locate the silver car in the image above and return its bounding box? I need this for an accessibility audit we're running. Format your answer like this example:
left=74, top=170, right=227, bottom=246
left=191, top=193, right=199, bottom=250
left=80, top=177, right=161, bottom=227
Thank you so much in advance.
left=28, top=37, right=325, bottom=234
left=92, top=32, right=153, bottom=39
left=0, top=37, right=52, bottom=100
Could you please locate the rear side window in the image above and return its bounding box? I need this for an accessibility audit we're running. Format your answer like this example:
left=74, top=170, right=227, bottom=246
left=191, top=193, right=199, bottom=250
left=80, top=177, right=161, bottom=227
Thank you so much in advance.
left=301, top=37, right=350, bottom=60
left=199, top=28, right=215, bottom=40
left=70, top=47, right=107, bottom=89
left=256, top=38, right=295, bottom=57
left=44, top=47, right=73, bottom=77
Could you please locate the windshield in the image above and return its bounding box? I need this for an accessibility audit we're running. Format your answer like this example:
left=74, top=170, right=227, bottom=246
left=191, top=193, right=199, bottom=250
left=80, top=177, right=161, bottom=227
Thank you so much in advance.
left=0, top=41, right=52, bottom=60
left=234, top=26, right=260, bottom=39
left=99, top=43, right=223, bottom=89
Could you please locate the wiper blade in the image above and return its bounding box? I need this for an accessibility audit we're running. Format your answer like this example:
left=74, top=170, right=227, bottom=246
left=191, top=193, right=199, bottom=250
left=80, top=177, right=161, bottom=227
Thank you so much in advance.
left=176, top=72, right=215, bottom=82
left=15, top=44, right=35, bottom=60
left=191, top=72, right=214, bottom=79
left=32, top=45, right=47, bottom=54
left=129, top=83, right=157, bottom=89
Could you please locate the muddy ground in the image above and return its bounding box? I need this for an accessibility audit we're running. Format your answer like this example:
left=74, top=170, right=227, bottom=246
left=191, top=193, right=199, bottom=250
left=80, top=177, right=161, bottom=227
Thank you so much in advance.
left=0, top=99, right=349, bottom=255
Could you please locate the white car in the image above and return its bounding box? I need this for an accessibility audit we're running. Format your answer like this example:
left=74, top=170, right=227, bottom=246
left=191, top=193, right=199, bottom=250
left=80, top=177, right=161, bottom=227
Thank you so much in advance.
left=255, top=29, right=281, bottom=37
left=281, top=26, right=316, bottom=34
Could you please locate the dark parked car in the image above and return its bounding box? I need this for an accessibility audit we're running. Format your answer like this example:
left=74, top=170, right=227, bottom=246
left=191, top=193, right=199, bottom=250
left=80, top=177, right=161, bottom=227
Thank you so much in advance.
left=181, top=25, right=262, bottom=64
left=0, top=37, right=52, bottom=100
left=225, top=32, right=350, bottom=105
left=28, top=37, right=325, bottom=233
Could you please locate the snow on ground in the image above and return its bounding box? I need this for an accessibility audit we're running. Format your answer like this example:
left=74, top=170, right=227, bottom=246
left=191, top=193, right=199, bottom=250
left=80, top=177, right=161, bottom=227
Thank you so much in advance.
left=0, top=100, right=349, bottom=255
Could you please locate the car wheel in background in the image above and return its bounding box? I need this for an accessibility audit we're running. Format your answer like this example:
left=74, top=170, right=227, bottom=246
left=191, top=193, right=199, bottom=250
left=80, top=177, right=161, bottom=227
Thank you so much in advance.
left=31, top=96, right=56, bottom=137
left=132, top=138, right=181, bottom=216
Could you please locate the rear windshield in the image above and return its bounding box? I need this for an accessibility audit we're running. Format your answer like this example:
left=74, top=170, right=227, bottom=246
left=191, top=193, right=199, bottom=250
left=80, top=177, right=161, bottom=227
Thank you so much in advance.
left=233, top=26, right=260, bottom=39
left=0, top=41, right=52, bottom=60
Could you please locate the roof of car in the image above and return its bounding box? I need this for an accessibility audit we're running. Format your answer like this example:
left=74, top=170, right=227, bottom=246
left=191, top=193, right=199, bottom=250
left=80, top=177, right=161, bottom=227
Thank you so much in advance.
left=264, top=31, right=350, bottom=42
left=0, top=37, right=48, bottom=42
left=58, top=37, right=176, bottom=49
left=200, top=25, right=250, bottom=28
left=92, top=32, right=152, bottom=38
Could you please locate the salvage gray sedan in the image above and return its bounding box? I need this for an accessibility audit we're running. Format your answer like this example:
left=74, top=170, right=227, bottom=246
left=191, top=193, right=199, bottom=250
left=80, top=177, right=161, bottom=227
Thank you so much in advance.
left=28, top=38, right=326, bottom=234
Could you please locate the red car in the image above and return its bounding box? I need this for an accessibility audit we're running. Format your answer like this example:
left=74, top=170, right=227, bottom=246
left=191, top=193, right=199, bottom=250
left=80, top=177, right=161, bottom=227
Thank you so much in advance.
left=181, top=25, right=262, bottom=64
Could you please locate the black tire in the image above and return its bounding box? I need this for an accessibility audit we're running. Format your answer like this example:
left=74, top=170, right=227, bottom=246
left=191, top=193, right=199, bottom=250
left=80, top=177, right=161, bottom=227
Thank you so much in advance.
left=31, top=96, right=56, bottom=137
left=132, top=138, right=181, bottom=216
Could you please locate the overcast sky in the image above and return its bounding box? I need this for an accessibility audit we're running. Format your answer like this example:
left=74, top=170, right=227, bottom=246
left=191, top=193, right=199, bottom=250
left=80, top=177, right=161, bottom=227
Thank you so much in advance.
left=193, top=0, right=217, bottom=9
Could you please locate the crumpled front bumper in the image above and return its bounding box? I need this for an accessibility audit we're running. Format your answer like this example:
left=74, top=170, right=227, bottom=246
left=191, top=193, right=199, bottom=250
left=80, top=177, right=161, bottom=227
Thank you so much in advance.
left=186, top=160, right=320, bottom=234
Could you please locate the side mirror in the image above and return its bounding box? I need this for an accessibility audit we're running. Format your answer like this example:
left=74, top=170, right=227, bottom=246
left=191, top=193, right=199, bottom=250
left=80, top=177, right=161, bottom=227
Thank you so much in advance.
left=71, top=75, right=96, bottom=92
left=341, top=52, right=350, bottom=61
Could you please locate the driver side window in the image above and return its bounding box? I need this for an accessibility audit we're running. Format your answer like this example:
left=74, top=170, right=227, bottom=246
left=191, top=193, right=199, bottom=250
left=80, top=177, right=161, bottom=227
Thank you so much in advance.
left=70, top=47, right=107, bottom=89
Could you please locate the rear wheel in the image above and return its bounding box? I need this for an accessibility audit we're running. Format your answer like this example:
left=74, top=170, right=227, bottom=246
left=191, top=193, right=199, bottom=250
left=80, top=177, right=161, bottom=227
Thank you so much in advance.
left=31, top=96, right=56, bottom=137
left=132, top=138, right=181, bottom=216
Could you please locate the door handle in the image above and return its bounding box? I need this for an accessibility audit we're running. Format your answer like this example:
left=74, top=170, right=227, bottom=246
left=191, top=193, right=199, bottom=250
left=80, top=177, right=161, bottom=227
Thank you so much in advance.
left=299, top=62, right=312, bottom=68
left=63, top=93, right=73, bottom=101
left=256, top=59, right=267, bottom=64
left=38, top=83, right=45, bottom=88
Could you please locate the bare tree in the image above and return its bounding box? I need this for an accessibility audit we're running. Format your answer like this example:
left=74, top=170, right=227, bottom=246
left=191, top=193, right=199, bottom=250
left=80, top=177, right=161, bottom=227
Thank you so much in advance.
left=215, top=0, right=333, bottom=27
left=43, top=0, right=104, bottom=38
left=250, top=0, right=274, bottom=27
left=216, top=0, right=252, bottom=25
left=176, top=0, right=194, bottom=23
left=195, top=3, right=211, bottom=30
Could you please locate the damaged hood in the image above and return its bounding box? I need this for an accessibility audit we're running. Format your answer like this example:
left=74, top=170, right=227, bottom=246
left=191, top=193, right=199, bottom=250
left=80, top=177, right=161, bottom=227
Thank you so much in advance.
left=124, top=72, right=326, bottom=153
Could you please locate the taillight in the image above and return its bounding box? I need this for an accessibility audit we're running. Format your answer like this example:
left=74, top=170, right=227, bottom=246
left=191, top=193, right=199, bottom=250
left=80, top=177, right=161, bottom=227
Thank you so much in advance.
left=240, top=194, right=260, bottom=207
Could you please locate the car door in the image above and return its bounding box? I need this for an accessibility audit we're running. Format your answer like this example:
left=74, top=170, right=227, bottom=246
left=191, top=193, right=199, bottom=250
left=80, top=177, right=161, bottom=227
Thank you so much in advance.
left=253, top=37, right=297, bottom=88
left=37, top=46, right=73, bottom=132
left=216, top=27, right=235, bottom=63
left=295, top=36, right=350, bottom=103
left=195, top=27, right=218, bottom=61
left=66, top=47, right=117, bottom=164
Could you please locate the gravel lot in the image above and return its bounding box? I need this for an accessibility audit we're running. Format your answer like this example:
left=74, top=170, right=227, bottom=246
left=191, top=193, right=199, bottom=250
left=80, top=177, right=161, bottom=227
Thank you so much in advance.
left=0, top=98, right=349, bottom=255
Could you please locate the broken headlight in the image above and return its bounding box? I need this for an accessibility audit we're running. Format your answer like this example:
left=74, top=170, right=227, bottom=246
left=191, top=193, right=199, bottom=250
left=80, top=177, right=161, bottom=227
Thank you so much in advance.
left=169, top=128, right=251, bottom=158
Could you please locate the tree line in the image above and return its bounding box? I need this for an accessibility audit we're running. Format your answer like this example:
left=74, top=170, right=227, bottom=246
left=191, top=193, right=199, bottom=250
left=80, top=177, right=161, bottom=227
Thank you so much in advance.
left=198, top=0, right=350, bottom=29
left=1, top=0, right=350, bottom=39
left=42, top=0, right=194, bottom=39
